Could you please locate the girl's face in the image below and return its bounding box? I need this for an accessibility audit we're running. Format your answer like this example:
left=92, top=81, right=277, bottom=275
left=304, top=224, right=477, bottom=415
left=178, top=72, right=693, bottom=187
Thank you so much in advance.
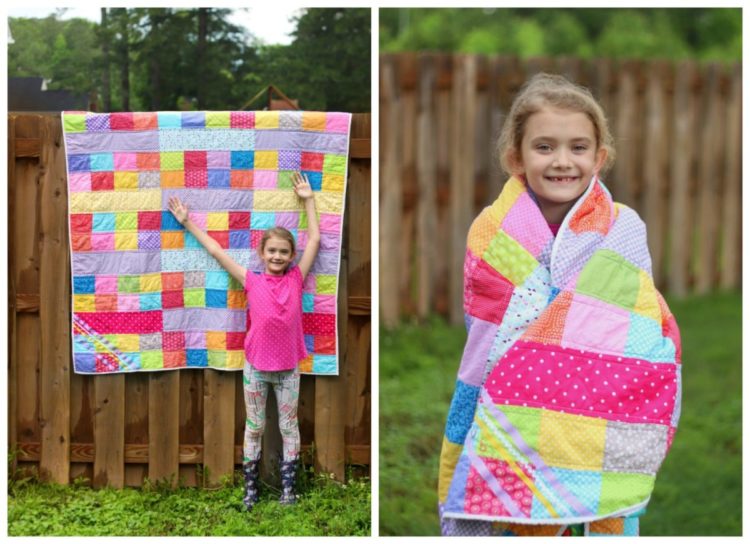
left=510, top=107, right=607, bottom=224
left=260, top=236, right=295, bottom=275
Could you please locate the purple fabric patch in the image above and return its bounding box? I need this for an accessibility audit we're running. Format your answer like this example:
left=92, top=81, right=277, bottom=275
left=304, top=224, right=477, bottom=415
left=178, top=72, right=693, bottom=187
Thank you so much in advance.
left=86, top=115, right=110, bottom=131
left=278, top=150, right=302, bottom=170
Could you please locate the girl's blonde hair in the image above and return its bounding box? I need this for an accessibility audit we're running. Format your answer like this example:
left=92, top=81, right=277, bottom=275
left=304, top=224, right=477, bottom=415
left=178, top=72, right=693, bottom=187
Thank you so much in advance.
left=259, top=227, right=296, bottom=254
left=497, top=73, right=615, bottom=175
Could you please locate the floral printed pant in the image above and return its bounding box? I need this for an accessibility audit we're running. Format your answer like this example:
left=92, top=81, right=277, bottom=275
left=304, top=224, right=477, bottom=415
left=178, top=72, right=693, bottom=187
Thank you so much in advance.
left=242, top=364, right=301, bottom=462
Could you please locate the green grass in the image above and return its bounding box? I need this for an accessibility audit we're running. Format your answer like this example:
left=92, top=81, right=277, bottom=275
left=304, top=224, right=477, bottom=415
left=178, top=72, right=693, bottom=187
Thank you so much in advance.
left=8, top=466, right=370, bottom=536
left=379, top=292, right=741, bottom=536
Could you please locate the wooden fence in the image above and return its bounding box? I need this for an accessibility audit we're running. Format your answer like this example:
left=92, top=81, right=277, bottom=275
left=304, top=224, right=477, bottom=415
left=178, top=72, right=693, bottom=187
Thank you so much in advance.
left=380, top=54, right=742, bottom=327
left=8, top=113, right=371, bottom=487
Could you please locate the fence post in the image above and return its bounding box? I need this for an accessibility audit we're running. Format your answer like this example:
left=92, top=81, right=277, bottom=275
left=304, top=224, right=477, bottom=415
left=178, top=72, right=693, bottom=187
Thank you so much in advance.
left=720, top=63, right=742, bottom=290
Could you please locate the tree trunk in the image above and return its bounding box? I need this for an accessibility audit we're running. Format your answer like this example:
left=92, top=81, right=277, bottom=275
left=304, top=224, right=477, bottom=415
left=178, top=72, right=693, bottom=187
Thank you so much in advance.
left=196, top=8, right=208, bottom=109
left=100, top=8, right=111, bottom=112
left=115, top=8, right=130, bottom=111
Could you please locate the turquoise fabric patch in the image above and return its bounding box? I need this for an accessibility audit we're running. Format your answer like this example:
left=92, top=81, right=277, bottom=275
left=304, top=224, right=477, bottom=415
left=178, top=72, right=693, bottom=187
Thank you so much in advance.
left=312, top=355, right=337, bottom=374
left=303, top=293, right=314, bottom=312
left=445, top=380, right=480, bottom=444
left=251, top=212, right=276, bottom=230
left=206, top=270, right=230, bottom=290
left=140, top=293, right=161, bottom=311
left=625, top=313, right=676, bottom=361
left=90, top=153, right=114, bottom=171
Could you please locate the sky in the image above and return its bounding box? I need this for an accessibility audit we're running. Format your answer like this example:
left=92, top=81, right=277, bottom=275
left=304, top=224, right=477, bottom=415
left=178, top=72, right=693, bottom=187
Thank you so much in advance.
left=7, top=6, right=300, bottom=45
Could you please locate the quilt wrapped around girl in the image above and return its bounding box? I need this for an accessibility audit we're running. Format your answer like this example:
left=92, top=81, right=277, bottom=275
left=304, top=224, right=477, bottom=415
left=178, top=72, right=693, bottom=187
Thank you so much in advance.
left=438, top=176, right=681, bottom=531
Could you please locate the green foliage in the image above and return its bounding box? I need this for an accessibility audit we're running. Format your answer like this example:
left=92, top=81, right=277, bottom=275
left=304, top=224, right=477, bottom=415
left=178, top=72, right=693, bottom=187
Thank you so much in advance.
left=380, top=8, right=741, bottom=62
left=9, top=8, right=370, bottom=112
left=8, top=466, right=370, bottom=536
left=379, top=292, right=741, bottom=536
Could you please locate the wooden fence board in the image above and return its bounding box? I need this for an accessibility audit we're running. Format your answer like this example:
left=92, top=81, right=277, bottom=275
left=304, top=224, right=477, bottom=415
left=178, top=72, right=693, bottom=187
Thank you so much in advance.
left=93, top=374, right=125, bottom=488
left=203, top=370, right=236, bottom=487
left=721, top=64, right=742, bottom=288
left=148, top=372, right=180, bottom=485
left=8, top=116, right=18, bottom=469
left=38, top=116, right=71, bottom=484
left=696, top=64, right=724, bottom=294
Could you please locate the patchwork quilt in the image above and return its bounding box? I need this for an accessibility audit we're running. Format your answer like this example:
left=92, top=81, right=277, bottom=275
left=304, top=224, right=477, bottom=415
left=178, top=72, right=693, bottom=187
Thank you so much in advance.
left=62, top=110, right=351, bottom=376
left=438, top=176, right=681, bottom=529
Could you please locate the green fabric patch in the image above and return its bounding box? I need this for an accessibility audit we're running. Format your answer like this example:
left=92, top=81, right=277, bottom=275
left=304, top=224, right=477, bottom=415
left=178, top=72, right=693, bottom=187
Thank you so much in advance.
left=598, top=472, right=654, bottom=515
left=577, top=250, right=640, bottom=310
left=483, top=230, right=538, bottom=286
left=141, top=351, right=164, bottom=370
left=205, top=111, right=230, bottom=128
left=316, top=274, right=336, bottom=295
left=118, top=275, right=140, bottom=294
left=323, top=154, right=347, bottom=175
left=115, top=212, right=138, bottom=231
left=183, top=288, right=205, bottom=307
left=64, top=114, right=87, bottom=133
left=277, top=171, right=295, bottom=189
left=160, top=152, right=184, bottom=171
left=208, top=350, right=227, bottom=368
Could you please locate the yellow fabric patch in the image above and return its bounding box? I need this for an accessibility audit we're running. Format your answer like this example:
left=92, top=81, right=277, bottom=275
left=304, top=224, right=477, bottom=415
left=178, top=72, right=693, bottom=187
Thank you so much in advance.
left=115, top=232, right=138, bottom=251
left=207, top=212, right=229, bottom=231
left=205, top=111, right=230, bottom=128
left=322, top=173, right=345, bottom=192
left=116, top=334, right=140, bottom=352
left=634, top=270, right=662, bottom=321
left=538, top=411, right=607, bottom=471
left=140, top=273, right=162, bottom=293
left=114, top=171, right=138, bottom=190
left=74, top=294, right=96, bottom=312
left=255, top=111, right=279, bottom=129
left=226, top=350, right=245, bottom=369
left=254, top=151, right=279, bottom=170
left=467, top=209, right=500, bottom=257
left=253, top=191, right=343, bottom=214
left=438, top=436, right=463, bottom=503
left=488, top=176, right=525, bottom=223
left=70, top=190, right=161, bottom=213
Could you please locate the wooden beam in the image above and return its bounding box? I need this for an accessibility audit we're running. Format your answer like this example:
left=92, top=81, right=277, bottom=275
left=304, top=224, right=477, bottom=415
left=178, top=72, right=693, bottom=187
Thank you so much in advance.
left=14, top=137, right=41, bottom=158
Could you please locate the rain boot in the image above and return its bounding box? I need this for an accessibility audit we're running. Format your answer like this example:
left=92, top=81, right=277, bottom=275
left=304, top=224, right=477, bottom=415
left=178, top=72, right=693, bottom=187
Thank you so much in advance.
left=279, top=457, right=299, bottom=505
left=242, top=460, right=260, bottom=511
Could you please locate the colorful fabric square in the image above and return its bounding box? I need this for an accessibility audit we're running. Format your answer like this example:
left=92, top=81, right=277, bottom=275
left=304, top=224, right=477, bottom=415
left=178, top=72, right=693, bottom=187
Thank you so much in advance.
left=439, top=176, right=682, bottom=530
left=62, top=110, right=352, bottom=376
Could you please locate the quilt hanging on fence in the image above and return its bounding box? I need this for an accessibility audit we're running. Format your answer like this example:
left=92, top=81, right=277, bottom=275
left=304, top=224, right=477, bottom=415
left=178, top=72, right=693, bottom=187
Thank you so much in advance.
left=62, top=110, right=352, bottom=376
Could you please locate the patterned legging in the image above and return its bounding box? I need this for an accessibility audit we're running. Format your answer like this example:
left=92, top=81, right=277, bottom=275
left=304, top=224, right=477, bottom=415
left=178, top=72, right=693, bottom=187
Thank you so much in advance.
left=242, top=364, right=301, bottom=462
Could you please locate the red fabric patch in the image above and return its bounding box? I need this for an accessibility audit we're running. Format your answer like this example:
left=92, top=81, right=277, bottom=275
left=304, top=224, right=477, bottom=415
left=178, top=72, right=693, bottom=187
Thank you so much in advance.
left=78, top=311, right=162, bottom=334
left=226, top=332, right=245, bottom=350
left=161, top=272, right=184, bottom=290
left=303, top=313, right=336, bottom=335
left=91, top=172, right=115, bottom=191
left=162, top=290, right=184, bottom=309
left=300, top=152, right=324, bottom=171
left=208, top=230, right=229, bottom=249
left=185, top=169, right=208, bottom=188
left=466, top=258, right=514, bottom=324
left=314, top=335, right=336, bottom=354
left=138, top=211, right=161, bottom=230
left=70, top=214, right=93, bottom=233
left=164, top=350, right=186, bottom=368
left=463, top=458, right=533, bottom=518
left=229, top=212, right=250, bottom=230
left=110, top=112, right=135, bottom=130
left=163, top=331, right=186, bottom=351
left=95, top=353, right=120, bottom=373
left=136, top=152, right=160, bottom=170
left=71, top=233, right=92, bottom=251
left=184, top=151, right=207, bottom=169
left=230, top=111, right=254, bottom=128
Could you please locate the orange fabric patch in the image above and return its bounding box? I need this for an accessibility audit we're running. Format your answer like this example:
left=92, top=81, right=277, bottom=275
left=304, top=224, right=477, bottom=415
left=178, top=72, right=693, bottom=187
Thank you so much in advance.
left=160, top=170, right=185, bottom=188
left=522, top=291, right=573, bottom=344
left=568, top=185, right=611, bottom=235
left=161, top=232, right=184, bottom=249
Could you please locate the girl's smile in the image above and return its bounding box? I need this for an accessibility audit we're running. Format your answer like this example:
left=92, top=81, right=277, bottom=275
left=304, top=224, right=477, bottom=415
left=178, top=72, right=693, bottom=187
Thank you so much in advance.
left=511, top=107, right=607, bottom=224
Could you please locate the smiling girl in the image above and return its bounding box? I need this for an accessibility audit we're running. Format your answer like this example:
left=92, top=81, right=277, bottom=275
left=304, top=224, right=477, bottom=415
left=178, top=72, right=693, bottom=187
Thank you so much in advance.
left=438, top=74, right=681, bottom=537
left=168, top=171, right=319, bottom=511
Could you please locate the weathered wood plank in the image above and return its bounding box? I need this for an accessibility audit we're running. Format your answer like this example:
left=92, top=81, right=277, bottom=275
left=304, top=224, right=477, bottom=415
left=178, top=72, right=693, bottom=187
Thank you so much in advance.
left=720, top=63, right=741, bottom=289
left=148, top=372, right=180, bottom=486
left=93, top=375, right=125, bottom=488
left=202, top=370, right=236, bottom=487
left=38, top=115, right=71, bottom=484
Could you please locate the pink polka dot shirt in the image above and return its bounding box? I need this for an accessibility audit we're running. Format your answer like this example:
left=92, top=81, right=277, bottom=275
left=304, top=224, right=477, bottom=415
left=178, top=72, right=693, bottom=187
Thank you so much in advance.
left=243, top=265, right=307, bottom=371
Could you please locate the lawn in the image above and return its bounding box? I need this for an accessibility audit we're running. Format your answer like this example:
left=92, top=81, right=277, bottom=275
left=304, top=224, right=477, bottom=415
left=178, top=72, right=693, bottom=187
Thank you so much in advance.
left=379, top=291, right=742, bottom=536
left=8, top=466, right=370, bottom=536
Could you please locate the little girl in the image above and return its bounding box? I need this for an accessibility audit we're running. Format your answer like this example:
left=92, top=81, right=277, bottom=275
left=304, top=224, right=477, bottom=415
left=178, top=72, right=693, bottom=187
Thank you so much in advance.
left=438, top=74, right=681, bottom=537
left=168, top=172, right=319, bottom=511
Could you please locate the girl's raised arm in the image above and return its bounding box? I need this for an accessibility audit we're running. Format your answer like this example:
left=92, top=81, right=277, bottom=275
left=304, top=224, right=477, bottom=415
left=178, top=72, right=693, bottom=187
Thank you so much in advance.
left=168, top=197, right=248, bottom=286
left=292, top=172, right=320, bottom=280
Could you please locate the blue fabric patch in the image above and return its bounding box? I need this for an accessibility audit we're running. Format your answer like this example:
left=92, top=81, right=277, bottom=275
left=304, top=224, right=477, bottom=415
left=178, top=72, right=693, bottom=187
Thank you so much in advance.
left=444, top=453, right=471, bottom=512
left=303, top=293, right=315, bottom=312
left=547, top=286, right=561, bottom=305
left=184, top=232, right=201, bottom=248
left=92, top=213, right=116, bottom=232
left=229, top=230, right=250, bottom=249
left=304, top=334, right=315, bottom=352
left=89, top=153, right=114, bottom=172
left=74, top=276, right=96, bottom=294
left=205, top=289, right=227, bottom=308
left=182, top=111, right=205, bottom=128
left=531, top=467, right=601, bottom=519
left=158, top=112, right=182, bottom=129
left=231, top=150, right=254, bottom=170
left=73, top=334, right=95, bottom=354
left=251, top=212, right=276, bottom=230
left=68, top=154, right=91, bottom=172
left=206, top=270, right=229, bottom=290
left=74, top=353, right=96, bottom=372
left=139, top=293, right=161, bottom=311
left=186, top=349, right=208, bottom=367
left=625, top=313, right=676, bottom=361
left=302, top=170, right=323, bottom=190
left=208, top=169, right=231, bottom=188
left=445, top=380, right=481, bottom=444
left=161, top=211, right=183, bottom=231
left=312, top=355, right=336, bottom=374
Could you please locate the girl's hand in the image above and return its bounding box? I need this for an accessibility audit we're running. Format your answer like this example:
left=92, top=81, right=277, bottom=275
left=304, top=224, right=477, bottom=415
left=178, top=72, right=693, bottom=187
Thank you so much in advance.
left=168, top=196, right=189, bottom=225
left=292, top=172, right=314, bottom=200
